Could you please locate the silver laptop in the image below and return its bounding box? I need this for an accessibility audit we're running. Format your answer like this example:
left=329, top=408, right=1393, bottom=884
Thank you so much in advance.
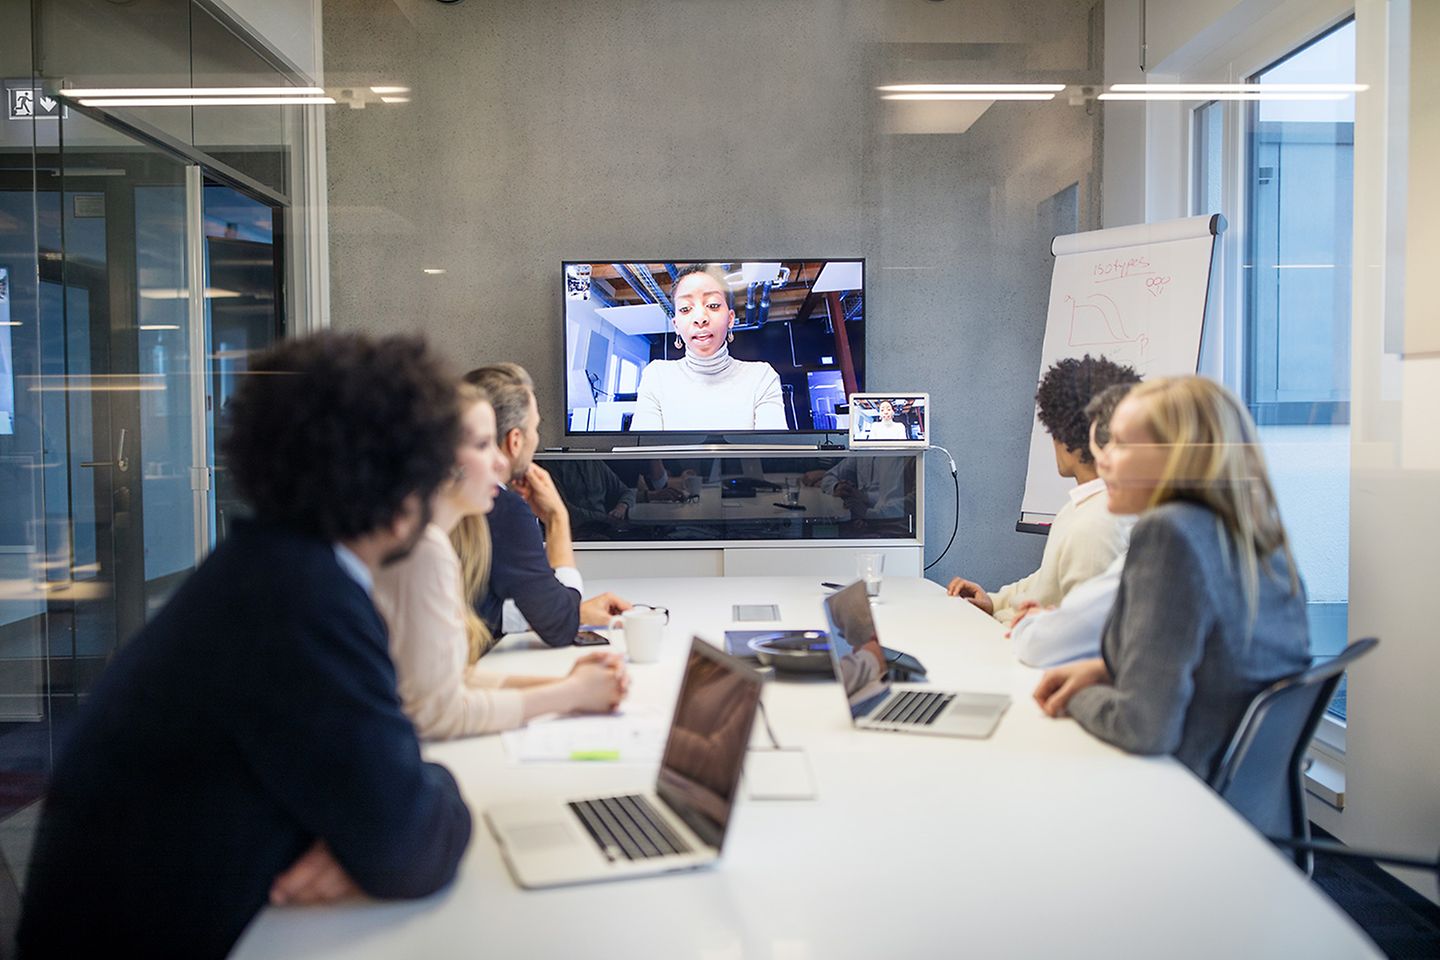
left=821, top=580, right=1010, bottom=738
left=485, top=637, right=763, bottom=889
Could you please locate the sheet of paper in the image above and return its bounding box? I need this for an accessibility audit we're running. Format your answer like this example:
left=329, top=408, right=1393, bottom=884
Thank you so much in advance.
left=500, top=708, right=666, bottom=763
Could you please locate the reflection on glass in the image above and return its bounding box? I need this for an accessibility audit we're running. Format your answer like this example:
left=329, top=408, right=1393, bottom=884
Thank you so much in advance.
left=655, top=641, right=761, bottom=848
left=822, top=580, right=891, bottom=718
left=538, top=453, right=919, bottom=543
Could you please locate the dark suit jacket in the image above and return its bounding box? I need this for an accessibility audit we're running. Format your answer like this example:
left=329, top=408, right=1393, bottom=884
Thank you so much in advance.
left=478, top=486, right=580, bottom=647
left=18, top=520, right=472, bottom=959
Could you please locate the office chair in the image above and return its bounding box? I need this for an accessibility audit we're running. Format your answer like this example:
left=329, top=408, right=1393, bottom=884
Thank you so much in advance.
left=1209, top=637, right=1378, bottom=875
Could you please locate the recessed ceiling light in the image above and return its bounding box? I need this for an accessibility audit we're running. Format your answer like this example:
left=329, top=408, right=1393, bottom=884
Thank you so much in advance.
left=370, top=86, right=411, bottom=94
left=423, top=268, right=446, bottom=275
left=61, top=86, right=325, bottom=98
left=1109, top=82, right=1365, bottom=93
left=878, top=84, right=1066, bottom=92
left=380, top=96, right=411, bottom=104
left=79, top=97, right=335, bottom=107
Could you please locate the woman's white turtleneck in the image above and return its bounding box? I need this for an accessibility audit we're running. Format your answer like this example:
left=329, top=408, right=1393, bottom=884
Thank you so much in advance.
left=631, top=343, right=787, bottom=431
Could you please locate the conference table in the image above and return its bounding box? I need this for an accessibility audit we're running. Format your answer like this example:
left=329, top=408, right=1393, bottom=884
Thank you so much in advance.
left=232, top=576, right=1379, bottom=959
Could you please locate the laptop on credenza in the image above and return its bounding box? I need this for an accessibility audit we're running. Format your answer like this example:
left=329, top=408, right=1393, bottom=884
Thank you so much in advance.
left=821, top=580, right=1011, bottom=738
left=485, top=637, right=763, bottom=889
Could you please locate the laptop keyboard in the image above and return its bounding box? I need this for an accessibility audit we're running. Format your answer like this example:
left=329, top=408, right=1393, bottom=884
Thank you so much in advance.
left=568, top=795, right=693, bottom=862
left=874, top=689, right=954, bottom=726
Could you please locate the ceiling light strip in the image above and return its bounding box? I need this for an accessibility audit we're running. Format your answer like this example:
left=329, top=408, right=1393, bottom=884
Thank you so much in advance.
left=877, top=84, right=1067, bottom=93
left=78, top=97, right=336, bottom=107
left=1109, top=82, right=1366, bottom=93
left=61, top=86, right=325, bottom=98
left=1098, top=92, right=1347, bottom=102
left=882, top=93, right=1056, bottom=101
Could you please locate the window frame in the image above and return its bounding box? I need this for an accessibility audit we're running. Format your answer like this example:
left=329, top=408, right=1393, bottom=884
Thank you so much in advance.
left=1176, top=6, right=1357, bottom=757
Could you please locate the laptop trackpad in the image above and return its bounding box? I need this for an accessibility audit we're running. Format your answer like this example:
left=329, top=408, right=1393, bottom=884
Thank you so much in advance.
left=505, top=821, right=584, bottom=853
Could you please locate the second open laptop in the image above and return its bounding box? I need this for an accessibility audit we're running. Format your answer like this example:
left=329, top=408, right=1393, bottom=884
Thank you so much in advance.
left=821, top=580, right=1011, bottom=738
left=485, top=637, right=763, bottom=889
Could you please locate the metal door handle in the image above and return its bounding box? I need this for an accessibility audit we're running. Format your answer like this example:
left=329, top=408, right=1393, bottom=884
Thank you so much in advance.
left=80, top=428, right=129, bottom=472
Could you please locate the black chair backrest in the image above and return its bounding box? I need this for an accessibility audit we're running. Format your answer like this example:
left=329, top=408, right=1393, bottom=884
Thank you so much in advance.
left=1209, top=638, right=1378, bottom=851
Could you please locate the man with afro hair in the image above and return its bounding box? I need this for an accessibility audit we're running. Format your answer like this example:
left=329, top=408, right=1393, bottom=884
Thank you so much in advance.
left=947, top=354, right=1140, bottom=624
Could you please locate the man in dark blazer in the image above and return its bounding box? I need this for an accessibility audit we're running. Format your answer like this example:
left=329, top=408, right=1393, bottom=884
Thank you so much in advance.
left=464, top=364, right=630, bottom=646
left=18, top=333, right=473, bottom=959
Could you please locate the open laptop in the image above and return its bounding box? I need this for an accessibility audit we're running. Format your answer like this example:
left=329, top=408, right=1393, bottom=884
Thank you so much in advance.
left=847, top=393, right=930, bottom=449
left=485, top=637, right=763, bottom=889
left=821, top=580, right=1010, bottom=737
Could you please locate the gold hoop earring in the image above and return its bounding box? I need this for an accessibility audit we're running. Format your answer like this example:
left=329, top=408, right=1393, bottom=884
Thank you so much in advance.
left=727, top=332, right=734, bottom=344
left=674, top=335, right=683, bottom=350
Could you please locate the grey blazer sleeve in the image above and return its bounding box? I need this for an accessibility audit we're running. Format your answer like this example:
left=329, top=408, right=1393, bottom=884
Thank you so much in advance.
left=1065, top=515, right=1212, bottom=755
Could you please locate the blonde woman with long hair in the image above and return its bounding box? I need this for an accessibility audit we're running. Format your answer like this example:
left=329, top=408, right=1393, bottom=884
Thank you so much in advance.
left=374, top=383, right=628, bottom=740
left=1032, top=376, right=1310, bottom=807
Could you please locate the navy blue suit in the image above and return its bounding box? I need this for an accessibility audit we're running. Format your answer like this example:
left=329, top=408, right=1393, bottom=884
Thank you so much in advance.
left=478, top=486, right=580, bottom=647
left=18, top=520, right=472, bottom=959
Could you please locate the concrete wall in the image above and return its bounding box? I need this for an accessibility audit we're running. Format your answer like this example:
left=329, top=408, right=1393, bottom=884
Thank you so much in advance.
left=321, top=0, right=1104, bottom=591
left=213, top=0, right=324, bottom=82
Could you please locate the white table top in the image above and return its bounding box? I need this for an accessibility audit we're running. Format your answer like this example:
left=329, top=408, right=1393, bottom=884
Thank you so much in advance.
left=232, top=576, right=1379, bottom=959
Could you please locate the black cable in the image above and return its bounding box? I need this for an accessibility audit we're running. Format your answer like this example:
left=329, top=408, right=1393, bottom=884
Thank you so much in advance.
left=924, top=445, right=960, bottom=571
left=752, top=698, right=783, bottom=750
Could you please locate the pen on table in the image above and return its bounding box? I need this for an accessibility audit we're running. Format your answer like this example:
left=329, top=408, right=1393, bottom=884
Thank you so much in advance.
left=821, top=582, right=844, bottom=590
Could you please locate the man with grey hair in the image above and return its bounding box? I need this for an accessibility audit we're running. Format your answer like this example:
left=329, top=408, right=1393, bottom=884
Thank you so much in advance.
left=464, top=364, right=631, bottom=647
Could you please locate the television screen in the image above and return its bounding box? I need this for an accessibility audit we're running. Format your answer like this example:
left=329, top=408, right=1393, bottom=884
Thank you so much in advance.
left=563, top=260, right=864, bottom=435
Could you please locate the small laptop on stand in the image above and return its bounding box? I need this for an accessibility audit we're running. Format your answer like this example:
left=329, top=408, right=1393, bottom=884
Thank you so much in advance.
left=485, top=637, right=763, bottom=889
left=821, top=580, right=1011, bottom=738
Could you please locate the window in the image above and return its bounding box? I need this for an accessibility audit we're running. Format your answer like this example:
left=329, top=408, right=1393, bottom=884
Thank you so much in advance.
left=1243, top=21, right=1356, bottom=427
left=1195, top=20, right=1355, bottom=725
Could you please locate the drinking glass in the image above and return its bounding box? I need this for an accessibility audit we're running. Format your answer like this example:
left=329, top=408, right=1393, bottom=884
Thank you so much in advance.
left=857, top=553, right=884, bottom=599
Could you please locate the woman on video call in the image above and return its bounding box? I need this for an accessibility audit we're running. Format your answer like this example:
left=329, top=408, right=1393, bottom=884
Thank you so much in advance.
left=630, top=265, right=787, bottom=432
left=863, top=400, right=910, bottom=440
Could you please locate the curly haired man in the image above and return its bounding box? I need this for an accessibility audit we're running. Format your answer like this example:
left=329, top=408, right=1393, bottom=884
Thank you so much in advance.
left=19, top=333, right=473, bottom=958
left=947, top=354, right=1141, bottom=624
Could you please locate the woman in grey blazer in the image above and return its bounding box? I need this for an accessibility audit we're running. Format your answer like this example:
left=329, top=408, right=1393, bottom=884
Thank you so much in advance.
left=1032, top=376, right=1311, bottom=795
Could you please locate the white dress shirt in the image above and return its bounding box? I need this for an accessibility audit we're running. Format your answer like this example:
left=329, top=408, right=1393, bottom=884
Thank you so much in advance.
left=1009, top=553, right=1124, bottom=667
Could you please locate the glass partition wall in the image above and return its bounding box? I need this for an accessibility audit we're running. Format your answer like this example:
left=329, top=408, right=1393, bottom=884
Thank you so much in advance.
left=0, top=0, right=297, bottom=901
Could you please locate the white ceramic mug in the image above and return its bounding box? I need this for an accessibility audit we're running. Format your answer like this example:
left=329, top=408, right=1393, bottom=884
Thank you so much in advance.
left=609, top=606, right=669, bottom=663
left=683, top=474, right=703, bottom=498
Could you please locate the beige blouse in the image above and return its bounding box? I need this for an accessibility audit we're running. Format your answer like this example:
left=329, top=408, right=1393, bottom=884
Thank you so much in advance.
left=990, top=478, right=1134, bottom=625
left=372, top=524, right=524, bottom=738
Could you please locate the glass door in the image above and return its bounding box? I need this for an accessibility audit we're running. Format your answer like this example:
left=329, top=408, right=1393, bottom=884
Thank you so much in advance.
left=201, top=181, right=284, bottom=543
left=0, top=110, right=285, bottom=863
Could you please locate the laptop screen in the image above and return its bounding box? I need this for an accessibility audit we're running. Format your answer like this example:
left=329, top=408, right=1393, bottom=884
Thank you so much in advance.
left=821, top=580, right=892, bottom=720
left=847, top=393, right=929, bottom=449
left=655, top=638, right=763, bottom=851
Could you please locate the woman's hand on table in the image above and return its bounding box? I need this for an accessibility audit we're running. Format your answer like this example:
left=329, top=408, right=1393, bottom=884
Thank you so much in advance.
left=567, top=651, right=629, bottom=712
left=1032, top=658, right=1111, bottom=717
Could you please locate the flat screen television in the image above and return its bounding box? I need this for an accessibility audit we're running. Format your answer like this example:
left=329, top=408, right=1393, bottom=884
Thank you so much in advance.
left=563, top=260, right=864, bottom=437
